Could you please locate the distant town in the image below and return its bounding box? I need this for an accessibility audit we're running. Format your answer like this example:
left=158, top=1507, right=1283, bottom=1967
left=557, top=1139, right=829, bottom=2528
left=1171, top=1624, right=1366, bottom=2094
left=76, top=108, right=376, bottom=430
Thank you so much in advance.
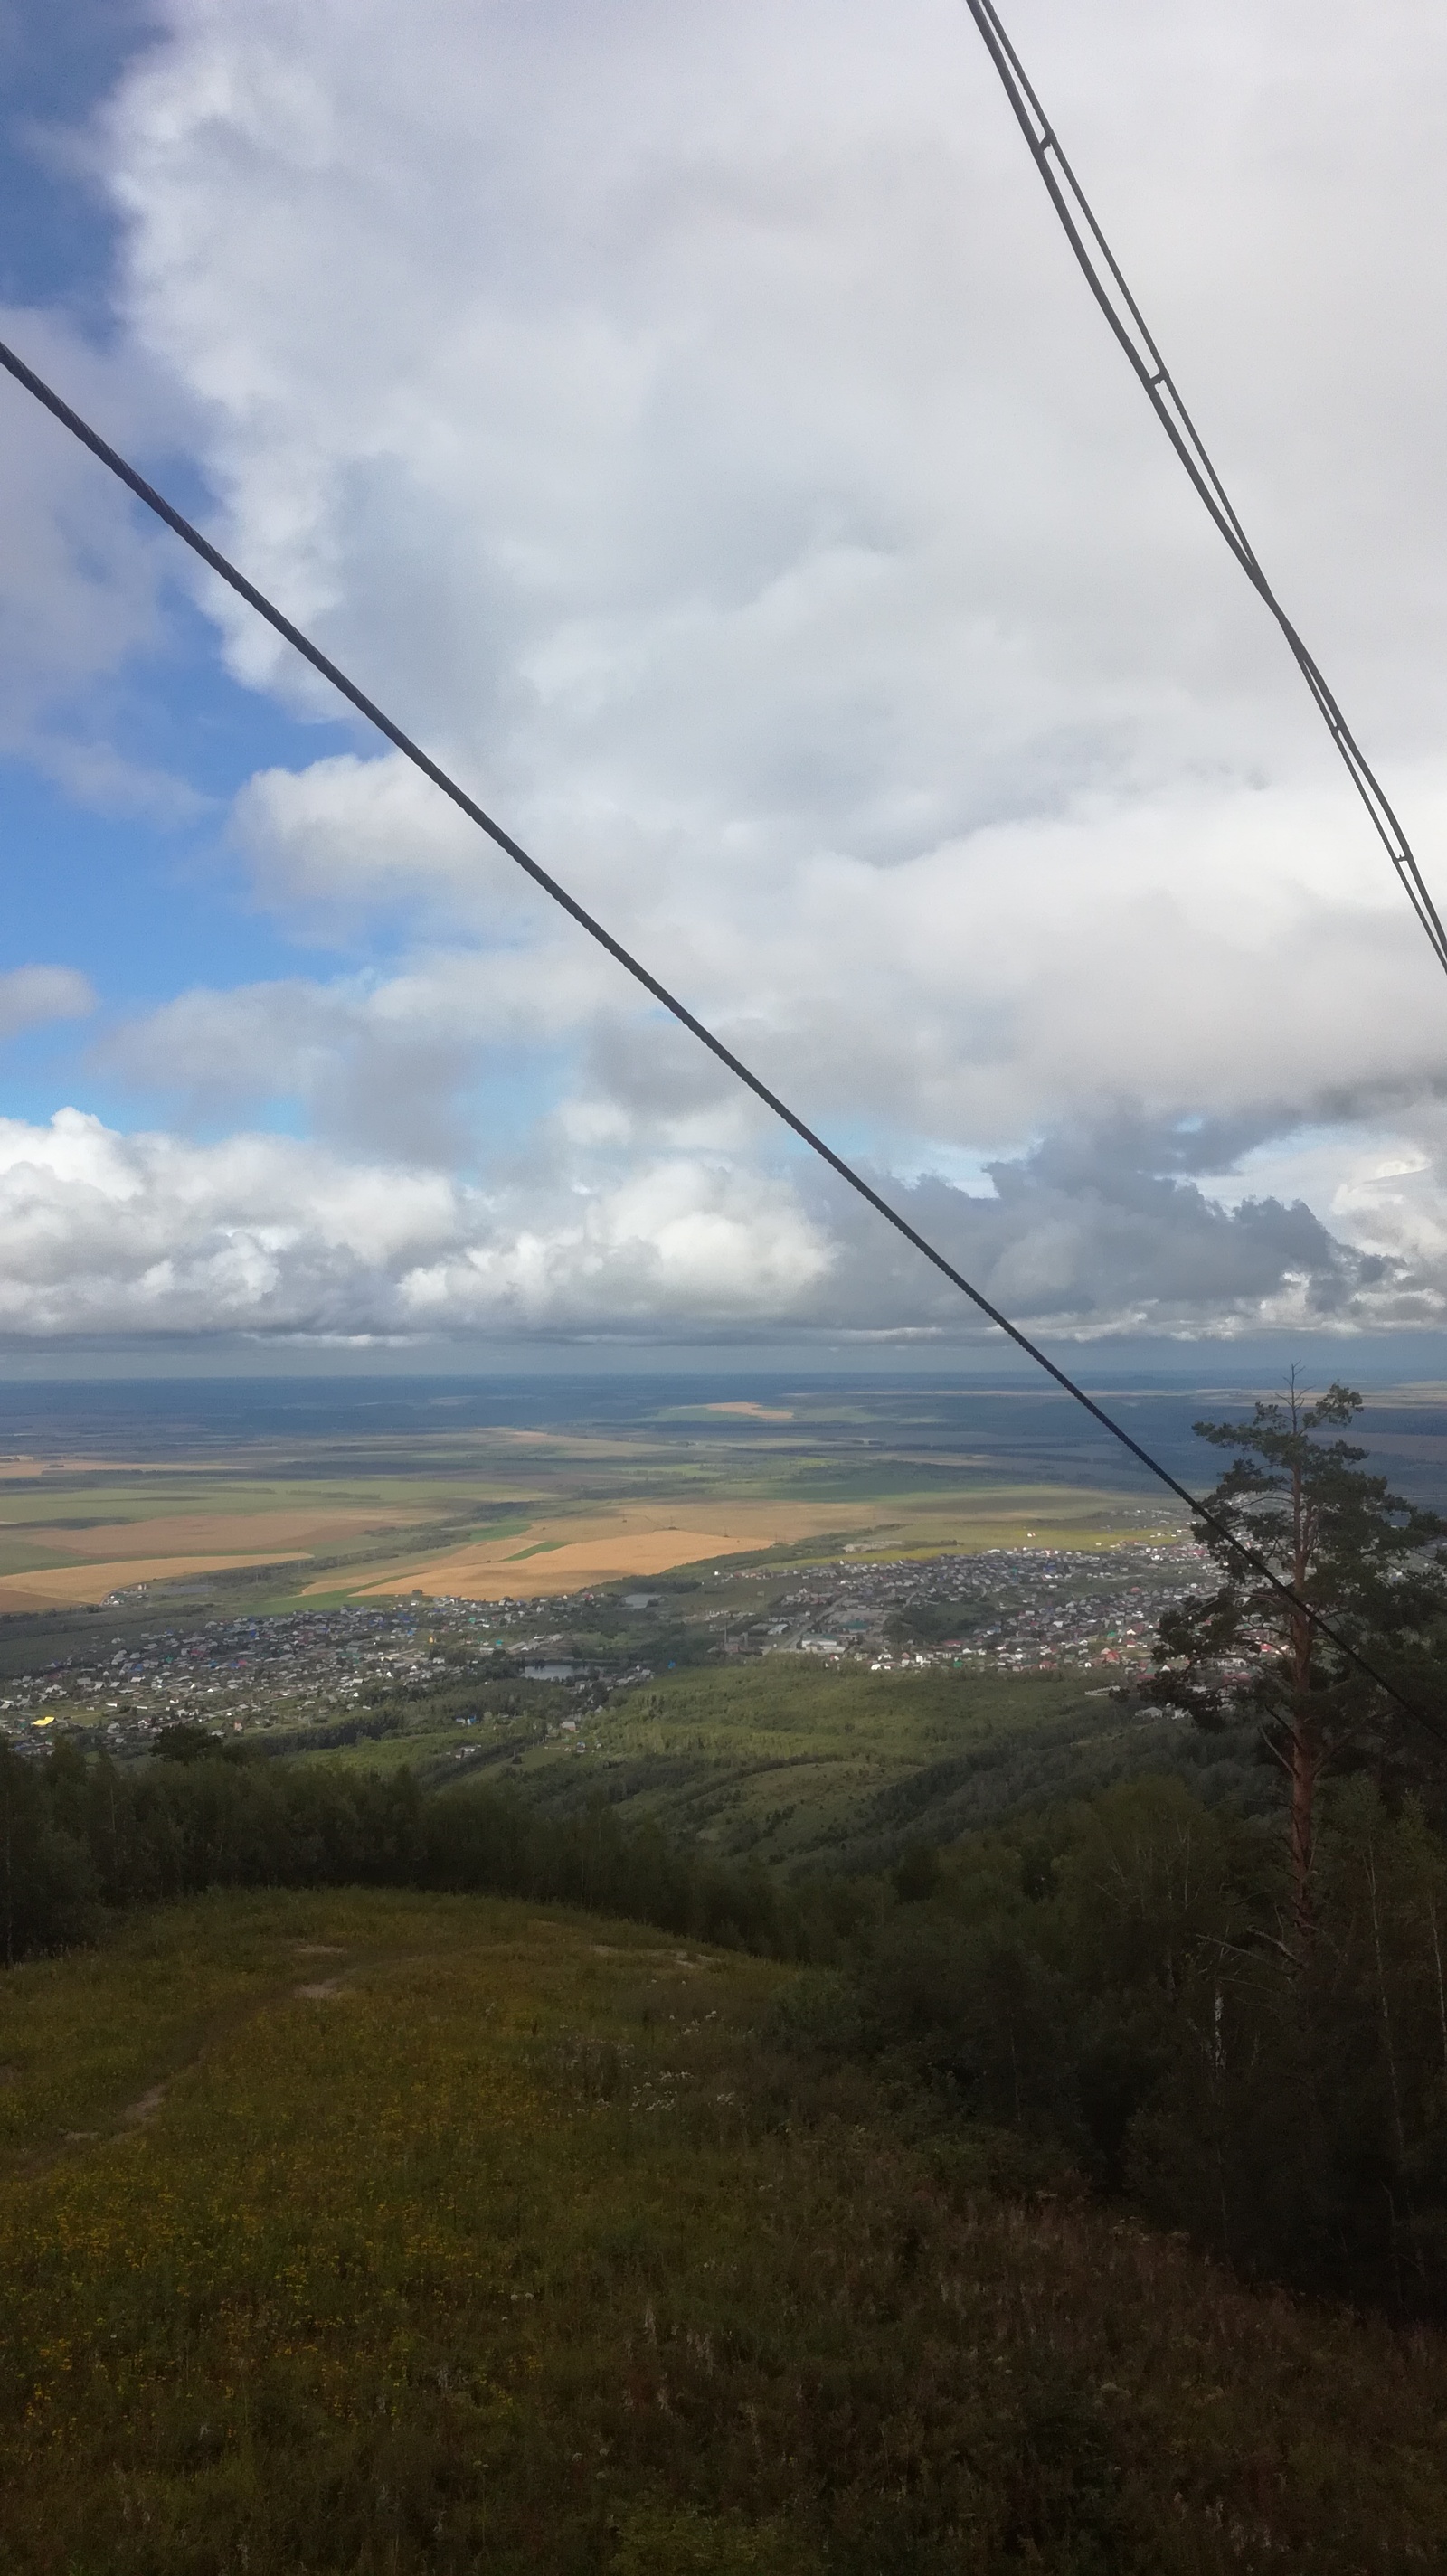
left=0, top=1540, right=1209, bottom=1752
left=727, top=1540, right=1206, bottom=1673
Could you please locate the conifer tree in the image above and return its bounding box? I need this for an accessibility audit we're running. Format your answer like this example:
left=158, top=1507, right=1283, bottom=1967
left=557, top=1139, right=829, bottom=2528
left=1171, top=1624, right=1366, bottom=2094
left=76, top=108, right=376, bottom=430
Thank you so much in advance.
left=1149, top=1377, right=1447, bottom=1942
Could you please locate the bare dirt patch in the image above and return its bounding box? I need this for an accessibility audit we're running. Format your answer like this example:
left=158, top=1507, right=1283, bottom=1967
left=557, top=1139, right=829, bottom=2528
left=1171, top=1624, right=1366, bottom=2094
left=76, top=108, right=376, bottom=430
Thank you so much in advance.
left=122, top=2084, right=167, bottom=2126
left=295, top=1977, right=349, bottom=2001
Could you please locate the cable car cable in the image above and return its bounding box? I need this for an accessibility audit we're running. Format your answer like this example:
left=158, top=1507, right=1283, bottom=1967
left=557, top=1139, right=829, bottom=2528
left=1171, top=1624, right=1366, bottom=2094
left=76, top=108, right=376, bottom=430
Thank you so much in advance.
left=961, top=0, right=1447, bottom=978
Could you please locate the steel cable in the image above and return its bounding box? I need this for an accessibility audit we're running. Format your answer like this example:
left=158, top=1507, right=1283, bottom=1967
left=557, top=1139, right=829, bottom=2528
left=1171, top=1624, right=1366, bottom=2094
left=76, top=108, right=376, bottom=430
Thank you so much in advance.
left=0, top=331, right=1441, bottom=1745
left=961, top=0, right=1447, bottom=978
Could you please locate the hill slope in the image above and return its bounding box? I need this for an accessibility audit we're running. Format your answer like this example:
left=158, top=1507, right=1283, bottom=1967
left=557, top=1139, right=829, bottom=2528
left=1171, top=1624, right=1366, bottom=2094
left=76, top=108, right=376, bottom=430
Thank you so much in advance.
left=3, top=1889, right=1445, bottom=2574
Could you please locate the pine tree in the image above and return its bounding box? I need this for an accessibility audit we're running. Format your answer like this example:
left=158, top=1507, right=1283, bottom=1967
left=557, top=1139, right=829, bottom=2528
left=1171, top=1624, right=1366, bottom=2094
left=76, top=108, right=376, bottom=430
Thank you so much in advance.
left=1149, top=1376, right=1447, bottom=1943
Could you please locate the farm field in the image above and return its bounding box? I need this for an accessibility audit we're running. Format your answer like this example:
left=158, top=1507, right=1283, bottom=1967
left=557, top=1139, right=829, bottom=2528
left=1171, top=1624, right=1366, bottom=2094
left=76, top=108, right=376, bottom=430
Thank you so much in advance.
left=14, top=1363, right=1447, bottom=1622
left=4, top=1887, right=1445, bottom=2575
left=0, top=1369, right=1437, bottom=1873
left=0, top=1375, right=1187, bottom=1621
left=351, top=1496, right=883, bottom=1599
left=0, top=1551, right=327, bottom=1611
left=0, top=1470, right=510, bottom=1616
left=347, top=1483, right=1142, bottom=1603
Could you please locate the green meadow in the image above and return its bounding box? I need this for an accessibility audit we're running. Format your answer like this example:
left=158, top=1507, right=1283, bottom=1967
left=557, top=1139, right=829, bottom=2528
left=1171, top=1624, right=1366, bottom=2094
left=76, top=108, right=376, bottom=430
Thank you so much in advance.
left=4, top=1887, right=1446, bottom=2575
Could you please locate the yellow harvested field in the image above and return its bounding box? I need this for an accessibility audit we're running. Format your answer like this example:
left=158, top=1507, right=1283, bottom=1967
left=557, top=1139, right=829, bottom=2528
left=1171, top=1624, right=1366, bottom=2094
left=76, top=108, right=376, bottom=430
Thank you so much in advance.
left=0, top=1581, right=76, bottom=1612
left=14, top=1507, right=422, bottom=1562
left=0, top=1553, right=314, bottom=1609
left=347, top=1500, right=875, bottom=1600
left=355, top=1533, right=756, bottom=1598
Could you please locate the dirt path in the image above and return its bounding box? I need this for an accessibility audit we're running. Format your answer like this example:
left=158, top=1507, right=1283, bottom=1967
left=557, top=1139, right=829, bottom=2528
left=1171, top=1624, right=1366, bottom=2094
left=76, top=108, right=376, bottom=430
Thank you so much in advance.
left=15, top=1941, right=402, bottom=2175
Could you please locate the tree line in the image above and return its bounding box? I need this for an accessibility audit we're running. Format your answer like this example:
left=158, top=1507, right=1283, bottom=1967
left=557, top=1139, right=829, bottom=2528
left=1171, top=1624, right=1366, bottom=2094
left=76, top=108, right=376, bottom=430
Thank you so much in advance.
left=806, top=1771, right=1447, bottom=2315
left=0, top=1731, right=857, bottom=1975
left=810, top=1378, right=1447, bottom=2314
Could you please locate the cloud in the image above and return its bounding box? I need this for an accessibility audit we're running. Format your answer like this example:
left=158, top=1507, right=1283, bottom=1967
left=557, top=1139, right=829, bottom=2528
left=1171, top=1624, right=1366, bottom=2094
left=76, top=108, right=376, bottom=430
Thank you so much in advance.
left=230, top=753, right=508, bottom=929
left=0, top=1108, right=829, bottom=1339
left=100, top=4, right=1447, bottom=1091
left=101, top=945, right=620, bottom=1165
left=0, top=1102, right=1431, bottom=1347
left=102, top=0, right=1447, bottom=799
left=0, top=965, right=95, bottom=1041
left=144, top=760, right=1447, bottom=1156
left=805, top=1145, right=1423, bottom=1342
left=0, top=309, right=156, bottom=703
left=0, top=304, right=208, bottom=811
left=9, top=0, right=1447, bottom=1346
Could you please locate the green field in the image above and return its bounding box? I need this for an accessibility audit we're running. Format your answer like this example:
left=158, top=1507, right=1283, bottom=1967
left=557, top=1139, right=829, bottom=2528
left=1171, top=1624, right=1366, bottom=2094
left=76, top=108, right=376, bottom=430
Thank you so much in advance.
left=4, top=1886, right=1445, bottom=2574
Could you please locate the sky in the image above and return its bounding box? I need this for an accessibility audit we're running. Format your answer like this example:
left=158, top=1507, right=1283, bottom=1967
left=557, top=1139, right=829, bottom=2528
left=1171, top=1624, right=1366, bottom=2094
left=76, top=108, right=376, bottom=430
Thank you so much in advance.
left=5, top=0, right=1447, bottom=1373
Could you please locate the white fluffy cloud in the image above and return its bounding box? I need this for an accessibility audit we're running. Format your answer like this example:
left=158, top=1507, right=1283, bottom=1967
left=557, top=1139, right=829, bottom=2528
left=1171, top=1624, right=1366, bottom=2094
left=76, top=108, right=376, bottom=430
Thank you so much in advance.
left=3, top=1101, right=1431, bottom=1345
left=103, top=0, right=1447, bottom=798
left=0, top=1108, right=829, bottom=1338
left=11, top=0, right=1447, bottom=1344
left=114, top=758, right=1447, bottom=1167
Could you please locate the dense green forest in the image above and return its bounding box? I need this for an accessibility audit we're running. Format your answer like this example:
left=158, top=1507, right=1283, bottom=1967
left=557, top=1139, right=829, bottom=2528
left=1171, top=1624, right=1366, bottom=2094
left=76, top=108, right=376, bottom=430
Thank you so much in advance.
left=0, top=1734, right=820, bottom=1971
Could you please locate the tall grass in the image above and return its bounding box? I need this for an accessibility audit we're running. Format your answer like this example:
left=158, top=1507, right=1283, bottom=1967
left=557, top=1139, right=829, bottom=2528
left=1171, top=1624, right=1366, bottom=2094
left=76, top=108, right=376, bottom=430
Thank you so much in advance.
left=4, top=1889, right=1447, bottom=2572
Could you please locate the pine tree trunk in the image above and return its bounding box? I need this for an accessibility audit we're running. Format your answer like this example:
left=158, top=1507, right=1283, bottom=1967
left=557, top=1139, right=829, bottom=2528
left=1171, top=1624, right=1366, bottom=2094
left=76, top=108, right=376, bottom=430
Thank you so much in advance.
left=1287, top=1439, right=1317, bottom=1947
left=1288, top=1705, right=1319, bottom=1948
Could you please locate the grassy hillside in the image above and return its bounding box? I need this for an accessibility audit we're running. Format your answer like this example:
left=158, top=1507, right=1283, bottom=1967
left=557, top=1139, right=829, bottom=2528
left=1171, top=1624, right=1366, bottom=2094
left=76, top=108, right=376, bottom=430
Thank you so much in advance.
left=66, top=1654, right=1266, bottom=1869
left=288, top=1659, right=1272, bottom=1865
left=3, top=1888, right=1446, bottom=2574
left=502, top=1662, right=1271, bottom=1867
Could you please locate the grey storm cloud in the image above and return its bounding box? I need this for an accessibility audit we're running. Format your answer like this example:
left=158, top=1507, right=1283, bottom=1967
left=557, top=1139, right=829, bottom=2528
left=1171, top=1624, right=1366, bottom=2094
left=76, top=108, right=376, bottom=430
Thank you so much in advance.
left=803, top=1138, right=1414, bottom=1343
